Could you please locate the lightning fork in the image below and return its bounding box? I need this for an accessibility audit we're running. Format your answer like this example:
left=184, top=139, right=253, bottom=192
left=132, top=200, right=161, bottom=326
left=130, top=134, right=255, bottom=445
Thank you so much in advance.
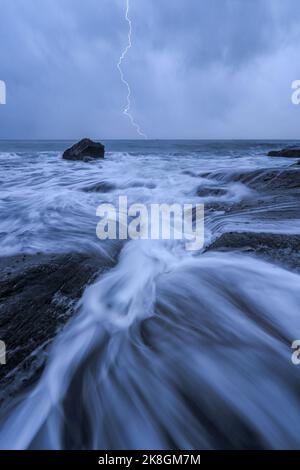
left=117, top=0, right=147, bottom=139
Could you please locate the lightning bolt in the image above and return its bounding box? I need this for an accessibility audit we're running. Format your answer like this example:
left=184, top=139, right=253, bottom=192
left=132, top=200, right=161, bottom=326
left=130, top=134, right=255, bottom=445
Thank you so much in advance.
left=117, top=0, right=147, bottom=139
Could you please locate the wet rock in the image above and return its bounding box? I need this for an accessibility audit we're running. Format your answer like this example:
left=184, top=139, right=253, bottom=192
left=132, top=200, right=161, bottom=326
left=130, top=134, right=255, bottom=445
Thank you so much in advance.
left=198, top=172, right=212, bottom=178
left=231, top=168, right=300, bottom=191
left=82, top=181, right=115, bottom=193
left=0, top=251, right=116, bottom=403
left=63, top=138, right=105, bottom=161
left=182, top=170, right=197, bottom=177
left=197, top=186, right=227, bottom=197
left=129, top=181, right=156, bottom=189
left=267, top=147, right=300, bottom=157
left=206, top=232, right=300, bottom=272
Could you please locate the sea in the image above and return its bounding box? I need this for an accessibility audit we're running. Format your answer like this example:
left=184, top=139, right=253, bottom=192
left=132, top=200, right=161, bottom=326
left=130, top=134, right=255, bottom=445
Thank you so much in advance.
left=0, top=139, right=300, bottom=449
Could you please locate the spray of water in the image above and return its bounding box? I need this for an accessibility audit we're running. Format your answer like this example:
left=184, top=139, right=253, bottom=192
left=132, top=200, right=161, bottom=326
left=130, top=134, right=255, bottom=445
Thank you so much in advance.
left=117, top=0, right=148, bottom=139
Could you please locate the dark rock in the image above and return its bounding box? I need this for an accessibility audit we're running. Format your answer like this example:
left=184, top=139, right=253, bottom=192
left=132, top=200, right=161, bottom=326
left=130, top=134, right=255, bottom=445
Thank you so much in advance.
left=0, top=251, right=116, bottom=404
left=197, top=186, right=227, bottom=197
left=82, top=181, right=115, bottom=193
left=182, top=170, right=197, bottom=177
left=267, top=147, right=300, bottom=157
left=230, top=168, right=300, bottom=190
left=63, top=138, right=105, bottom=161
left=198, top=172, right=212, bottom=178
left=129, top=181, right=156, bottom=189
left=206, top=231, right=300, bottom=272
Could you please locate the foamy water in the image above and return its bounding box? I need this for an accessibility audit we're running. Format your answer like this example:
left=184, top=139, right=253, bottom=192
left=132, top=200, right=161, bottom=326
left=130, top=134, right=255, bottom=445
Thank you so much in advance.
left=0, top=140, right=300, bottom=449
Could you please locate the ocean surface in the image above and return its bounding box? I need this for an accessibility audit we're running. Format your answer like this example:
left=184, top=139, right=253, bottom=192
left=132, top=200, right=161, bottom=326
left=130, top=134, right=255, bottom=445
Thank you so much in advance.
left=0, top=140, right=300, bottom=449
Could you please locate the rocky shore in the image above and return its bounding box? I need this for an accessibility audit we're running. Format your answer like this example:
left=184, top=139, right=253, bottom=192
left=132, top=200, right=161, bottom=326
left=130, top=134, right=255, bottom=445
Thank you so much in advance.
left=0, top=251, right=116, bottom=405
left=1, top=140, right=300, bottom=426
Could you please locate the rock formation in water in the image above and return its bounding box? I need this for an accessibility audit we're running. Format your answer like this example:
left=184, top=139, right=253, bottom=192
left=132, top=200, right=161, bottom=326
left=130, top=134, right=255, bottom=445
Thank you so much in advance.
left=267, top=147, right=300, bottom=157
left=206, top=232, right=300, bottom=272
left=63, top=138, right=105, bottom=161
left=0, top=251, right=117, bottom=404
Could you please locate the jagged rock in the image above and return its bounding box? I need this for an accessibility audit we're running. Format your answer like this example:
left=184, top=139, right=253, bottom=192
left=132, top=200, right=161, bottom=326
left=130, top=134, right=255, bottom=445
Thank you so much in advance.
left=267, top=147, right=300, bottom=157
left=63, top=138, right=105, bottom=161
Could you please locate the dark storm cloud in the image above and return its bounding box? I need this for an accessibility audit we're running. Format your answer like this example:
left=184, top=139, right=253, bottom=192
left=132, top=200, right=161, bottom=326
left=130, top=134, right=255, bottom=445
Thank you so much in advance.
left=1, top=0, right=300, bottom=139
left=0, top=0, right=125, bottom=138
left=140, top=0, right=300, bottom=68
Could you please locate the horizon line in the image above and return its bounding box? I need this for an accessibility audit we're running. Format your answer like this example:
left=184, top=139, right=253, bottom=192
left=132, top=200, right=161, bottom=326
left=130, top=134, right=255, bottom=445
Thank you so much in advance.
left=0, top=138, right=300, bottom=142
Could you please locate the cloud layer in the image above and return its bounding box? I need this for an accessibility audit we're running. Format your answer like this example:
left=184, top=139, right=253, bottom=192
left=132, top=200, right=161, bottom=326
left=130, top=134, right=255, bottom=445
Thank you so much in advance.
left=1, top=0, right=300, bottom=139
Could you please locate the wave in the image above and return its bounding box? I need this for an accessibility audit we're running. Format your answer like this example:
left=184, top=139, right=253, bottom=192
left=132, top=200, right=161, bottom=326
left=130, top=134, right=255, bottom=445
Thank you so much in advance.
left=0, top=244, right=300, bottom=449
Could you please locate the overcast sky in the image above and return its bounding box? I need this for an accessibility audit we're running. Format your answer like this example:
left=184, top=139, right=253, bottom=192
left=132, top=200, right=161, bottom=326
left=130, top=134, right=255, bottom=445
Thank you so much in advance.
left=1, top=0, right=300, bottom=139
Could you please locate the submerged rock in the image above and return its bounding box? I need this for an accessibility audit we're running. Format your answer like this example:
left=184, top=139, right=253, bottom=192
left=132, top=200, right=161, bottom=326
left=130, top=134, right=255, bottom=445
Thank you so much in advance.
left=82, top=181, right=115, bottom=193
left=63, top=138, right=105, bottom=161
left=197, top=186, right=227, bottom=197
left=267, top=147, right=300, bottom=157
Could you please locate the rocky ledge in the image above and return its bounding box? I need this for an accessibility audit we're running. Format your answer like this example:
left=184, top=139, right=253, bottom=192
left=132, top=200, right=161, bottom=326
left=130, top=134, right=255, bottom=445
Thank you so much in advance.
left=0, top=251, right=116, bottom=405
left=267, top=147, right=300, bottom=157
left=206, top=232, right=300, bottom=272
